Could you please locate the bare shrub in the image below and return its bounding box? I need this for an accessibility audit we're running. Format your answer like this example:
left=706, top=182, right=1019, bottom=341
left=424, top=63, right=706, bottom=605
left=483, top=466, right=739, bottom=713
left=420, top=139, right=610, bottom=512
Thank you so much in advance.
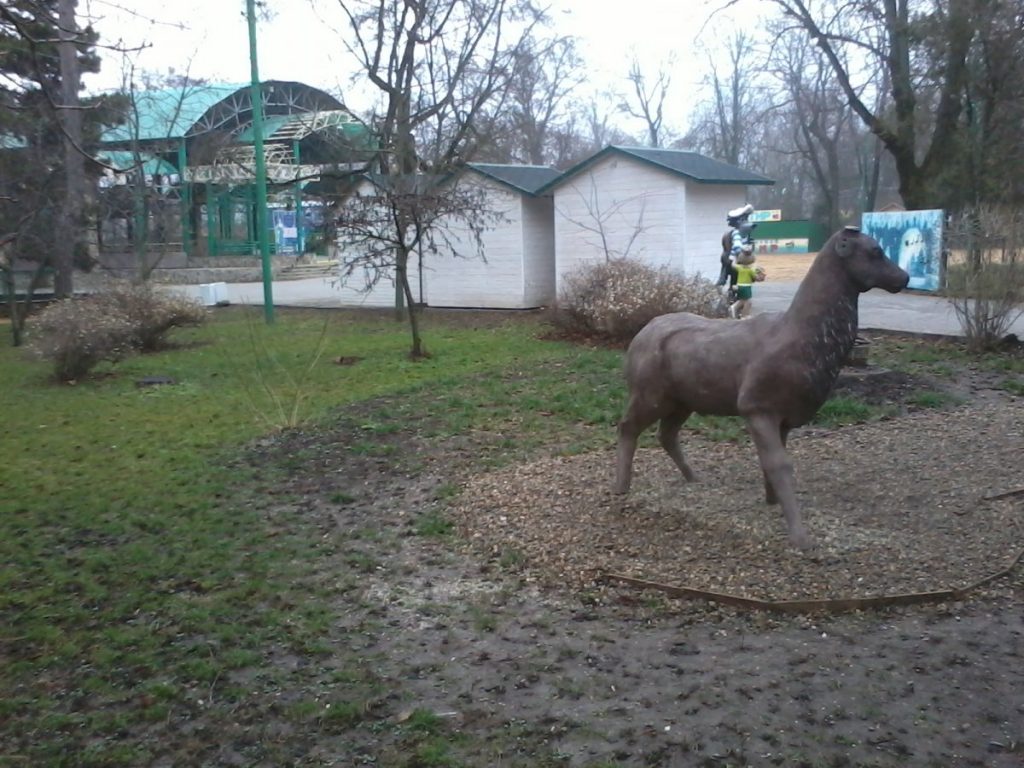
left=945, top=206, right=1024, bottom=350
left=28, top=299, right=135, bottom=381
left=555, top=258, right=725, bottom=342
left=27, top=283, right=207, bottom=381
left=93, top=281, right=208, bottom=352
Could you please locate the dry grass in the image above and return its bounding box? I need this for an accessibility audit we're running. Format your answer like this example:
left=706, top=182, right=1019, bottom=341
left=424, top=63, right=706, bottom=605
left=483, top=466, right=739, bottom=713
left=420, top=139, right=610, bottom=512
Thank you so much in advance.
left=756, top=252, right=816, bottom=282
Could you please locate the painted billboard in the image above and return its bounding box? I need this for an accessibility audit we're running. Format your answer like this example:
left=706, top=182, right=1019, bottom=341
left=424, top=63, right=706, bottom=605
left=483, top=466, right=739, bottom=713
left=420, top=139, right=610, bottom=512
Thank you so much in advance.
left=861, top=209, right=944, bottom=292
left=750, top=209, right=782, bottom=223
left=272, top=209, right=300, bottom=255
left=755, top=238, right=810, bottom=255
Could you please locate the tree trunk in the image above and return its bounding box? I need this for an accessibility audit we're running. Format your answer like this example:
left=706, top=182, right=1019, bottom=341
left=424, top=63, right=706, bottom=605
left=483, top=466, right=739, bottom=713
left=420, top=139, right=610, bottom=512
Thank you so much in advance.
left=56, top=0, right=84, bottom=299
left=396, top=247, right=425, bottom=359
left=4, top=269, right=22, bottom=347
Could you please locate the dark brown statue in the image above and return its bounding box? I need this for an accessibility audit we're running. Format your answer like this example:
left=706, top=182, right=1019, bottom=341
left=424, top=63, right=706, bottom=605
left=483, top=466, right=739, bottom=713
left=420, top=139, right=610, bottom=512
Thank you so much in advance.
left=613, top=226, right=910, bottom=548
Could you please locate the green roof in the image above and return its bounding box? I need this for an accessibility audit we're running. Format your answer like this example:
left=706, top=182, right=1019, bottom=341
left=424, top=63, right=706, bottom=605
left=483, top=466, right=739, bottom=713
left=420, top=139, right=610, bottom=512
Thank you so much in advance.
left=100, top=84, right=246, bottom=143
left=234, top=110, right=367, bottom=143
left=538, top=145, right=774, bottom=193
left=467, top=163, right=561, bottom=195
left=235, top=113, right=293, bottom=141
left=96, top=150, right=179, bottom=176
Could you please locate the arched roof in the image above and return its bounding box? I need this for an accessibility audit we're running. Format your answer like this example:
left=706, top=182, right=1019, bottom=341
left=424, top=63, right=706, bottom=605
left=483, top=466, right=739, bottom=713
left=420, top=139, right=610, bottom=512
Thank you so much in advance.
left=100, top=80, right=353, bottom=146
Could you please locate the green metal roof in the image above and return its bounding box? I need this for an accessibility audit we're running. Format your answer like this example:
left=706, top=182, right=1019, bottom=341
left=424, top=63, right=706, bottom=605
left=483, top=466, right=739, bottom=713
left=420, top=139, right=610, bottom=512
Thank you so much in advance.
left=537, top=145, right=774, bottom=193
left=100, top=84, right=245, bottom=143
left=467, top=163, right=561, bottom=195
left=234, top=110, right=367, bottom=143
left=235, top=113, right=292, bottom=141
left=96, top=150, right=179, bottom=176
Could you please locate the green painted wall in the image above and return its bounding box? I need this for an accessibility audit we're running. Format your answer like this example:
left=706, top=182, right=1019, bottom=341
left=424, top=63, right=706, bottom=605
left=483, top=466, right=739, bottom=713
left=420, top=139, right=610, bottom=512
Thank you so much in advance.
left=754, top=220, right=828, bottom=252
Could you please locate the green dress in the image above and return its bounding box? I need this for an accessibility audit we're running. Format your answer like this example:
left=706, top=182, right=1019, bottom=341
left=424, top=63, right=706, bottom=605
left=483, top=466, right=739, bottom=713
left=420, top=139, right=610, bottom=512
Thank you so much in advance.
left=734, top=264, right=758, bottom=300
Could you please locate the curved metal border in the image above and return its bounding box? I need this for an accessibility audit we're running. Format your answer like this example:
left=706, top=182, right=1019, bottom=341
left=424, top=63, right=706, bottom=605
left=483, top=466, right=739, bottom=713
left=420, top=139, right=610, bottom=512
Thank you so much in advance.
left=602, top=545, right=1024, bottom=614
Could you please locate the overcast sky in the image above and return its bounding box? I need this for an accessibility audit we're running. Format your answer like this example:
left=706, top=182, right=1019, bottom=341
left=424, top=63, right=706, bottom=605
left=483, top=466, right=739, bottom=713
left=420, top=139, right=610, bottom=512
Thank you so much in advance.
left=81, top=0, right=757, bottom=137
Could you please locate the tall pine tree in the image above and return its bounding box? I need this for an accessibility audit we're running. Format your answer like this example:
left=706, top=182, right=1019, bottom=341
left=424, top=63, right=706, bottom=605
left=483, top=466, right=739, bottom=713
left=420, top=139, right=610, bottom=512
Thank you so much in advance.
left=1, top=0, right=120, bottom=309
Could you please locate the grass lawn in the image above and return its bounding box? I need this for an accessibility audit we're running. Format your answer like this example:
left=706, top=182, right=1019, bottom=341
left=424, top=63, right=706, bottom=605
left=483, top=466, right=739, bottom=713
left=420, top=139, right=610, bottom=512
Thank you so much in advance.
left=0, top=307, right=625, bottom=765
left=2, top=307, right=1021, bottom=765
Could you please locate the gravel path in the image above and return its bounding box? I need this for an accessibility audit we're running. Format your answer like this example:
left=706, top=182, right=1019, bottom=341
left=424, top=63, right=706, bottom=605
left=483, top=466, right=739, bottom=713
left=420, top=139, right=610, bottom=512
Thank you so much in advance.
left=452, top=403, right=1024, bottom=605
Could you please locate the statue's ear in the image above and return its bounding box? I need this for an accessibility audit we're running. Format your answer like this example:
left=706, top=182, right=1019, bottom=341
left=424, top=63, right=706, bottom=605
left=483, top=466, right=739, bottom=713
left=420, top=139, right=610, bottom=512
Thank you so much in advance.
left=837, top=225, right=860, bottom=258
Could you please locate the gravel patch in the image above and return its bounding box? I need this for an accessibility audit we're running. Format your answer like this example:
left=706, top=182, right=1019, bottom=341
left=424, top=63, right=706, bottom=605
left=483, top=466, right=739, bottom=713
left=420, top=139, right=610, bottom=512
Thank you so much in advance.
left=451, top=402, right=1024, bottom=603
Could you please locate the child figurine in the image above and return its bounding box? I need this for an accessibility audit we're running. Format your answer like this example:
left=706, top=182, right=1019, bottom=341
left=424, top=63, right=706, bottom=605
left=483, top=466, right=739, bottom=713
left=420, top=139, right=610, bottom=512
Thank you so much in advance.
left=717, top=203, right=756, bottom=293
left=729, top=247, right=765, bottom=319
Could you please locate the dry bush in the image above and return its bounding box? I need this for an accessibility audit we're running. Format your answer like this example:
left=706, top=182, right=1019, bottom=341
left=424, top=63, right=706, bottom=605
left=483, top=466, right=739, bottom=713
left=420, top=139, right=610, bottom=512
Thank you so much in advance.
left=555, top=258, right=725, bottom=342
left=27, top=283, right=207, bottom=381
left=945, top=206, right=1024, bottom=350
left=28, top=299, right=136, bottom=381
left=93, top=281, right=208, bottom=352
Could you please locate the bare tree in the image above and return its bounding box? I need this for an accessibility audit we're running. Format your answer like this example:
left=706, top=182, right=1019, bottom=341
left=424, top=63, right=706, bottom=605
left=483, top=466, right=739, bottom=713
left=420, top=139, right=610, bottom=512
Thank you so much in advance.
left=95, top=64, right=208, bottom=281
left=684, top=32, right=767, bottom=167
left=557, top=173, right=649, bottom=261
left=763, top=0, right=1019, bottom=210
left=482, top=33, right=585, bottom=165
left=619, top=55, right=673, bottom=148
left=768, top=30, right=851, bottom=231
left=332, top=0, right=539, bottom=357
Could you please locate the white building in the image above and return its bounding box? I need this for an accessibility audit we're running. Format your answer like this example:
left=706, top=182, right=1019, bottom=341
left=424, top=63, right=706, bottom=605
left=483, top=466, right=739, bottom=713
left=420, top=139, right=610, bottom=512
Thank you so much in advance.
left=334, top=163, right=559, bottom=309
left=540, top=146, right=774, bottom=296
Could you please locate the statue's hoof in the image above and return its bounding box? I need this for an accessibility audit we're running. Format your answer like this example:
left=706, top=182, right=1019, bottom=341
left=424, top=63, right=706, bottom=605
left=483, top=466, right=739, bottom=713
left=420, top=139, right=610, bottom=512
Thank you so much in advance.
left=789, top=531, right=813, bottom=550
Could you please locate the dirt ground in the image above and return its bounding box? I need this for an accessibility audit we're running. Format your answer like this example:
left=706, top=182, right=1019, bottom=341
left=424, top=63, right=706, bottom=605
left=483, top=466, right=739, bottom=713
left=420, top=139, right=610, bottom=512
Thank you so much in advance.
left=227, top=333, right=1024, bottom=768
left=753, top=252, right=815, bottom=282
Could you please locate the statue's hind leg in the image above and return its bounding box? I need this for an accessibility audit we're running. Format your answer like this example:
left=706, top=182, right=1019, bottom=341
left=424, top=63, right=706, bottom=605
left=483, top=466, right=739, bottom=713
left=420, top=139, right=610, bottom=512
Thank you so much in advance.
left=613, top=397, right=658, bottom=494
left=763, top=426, right=789, bottom=504
left=658, top=412, right=697, bottom=482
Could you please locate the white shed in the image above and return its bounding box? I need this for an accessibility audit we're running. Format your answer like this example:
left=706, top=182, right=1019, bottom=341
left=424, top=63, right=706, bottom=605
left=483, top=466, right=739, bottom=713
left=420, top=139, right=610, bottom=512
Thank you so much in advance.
left=333, top=174, right=419, bottom=309
left=333, top=163, right=559, bottom=309
left=541, top=146, right=774, bottom=295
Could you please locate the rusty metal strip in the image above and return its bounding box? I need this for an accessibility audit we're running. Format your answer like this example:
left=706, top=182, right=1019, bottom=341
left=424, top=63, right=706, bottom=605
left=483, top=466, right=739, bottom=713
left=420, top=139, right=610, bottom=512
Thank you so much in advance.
left=951, top=545, right=1024, bottom=597
left=983, top=487, right=1024, bottom=502
left=603, top=546, right=1024, bottom=615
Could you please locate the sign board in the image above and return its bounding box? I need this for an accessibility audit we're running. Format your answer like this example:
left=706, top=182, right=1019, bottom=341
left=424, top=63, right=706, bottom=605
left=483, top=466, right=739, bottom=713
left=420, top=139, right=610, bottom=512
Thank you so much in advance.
left=750, top=209, right=782, bottom=223
left=861, top=209, right=944, bottom=291
left=272, top=209, right=300, bottom=255
left=755, top=238, right=810, bottom=255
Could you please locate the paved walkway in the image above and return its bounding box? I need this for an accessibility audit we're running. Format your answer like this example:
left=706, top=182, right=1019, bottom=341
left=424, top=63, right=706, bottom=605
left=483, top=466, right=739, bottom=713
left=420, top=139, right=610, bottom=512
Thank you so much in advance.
left=167, top=276, right=1024, bottom=339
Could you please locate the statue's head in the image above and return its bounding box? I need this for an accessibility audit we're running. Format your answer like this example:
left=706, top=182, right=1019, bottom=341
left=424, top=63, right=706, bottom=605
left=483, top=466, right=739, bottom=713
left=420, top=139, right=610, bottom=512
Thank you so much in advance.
left=831, top=226, right=910, bottom=294
left=726, top=202, right=755, bottom=226
left=736, top=247, right=756, bottom=265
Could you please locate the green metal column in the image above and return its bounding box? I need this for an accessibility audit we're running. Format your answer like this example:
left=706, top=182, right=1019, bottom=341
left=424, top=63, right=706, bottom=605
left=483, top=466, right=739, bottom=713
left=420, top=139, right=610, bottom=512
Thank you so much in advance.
left=220, top=192, right=233, bottom=240
left=132, top=168, right=147, bottom=265
left=205, top=182, right=216, bottom=256
left=178, top=139, right=192, bottom=257
left=246, top=0, right=274, bottom=323
left=293, top=139, right=303, bottom=254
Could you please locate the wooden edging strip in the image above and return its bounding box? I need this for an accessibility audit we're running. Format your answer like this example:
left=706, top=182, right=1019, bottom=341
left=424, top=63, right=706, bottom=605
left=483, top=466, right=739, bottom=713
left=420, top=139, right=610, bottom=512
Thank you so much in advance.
left=983, top=487, right=1024, bottom=502
left=602, top=546, right=1024, bottom=615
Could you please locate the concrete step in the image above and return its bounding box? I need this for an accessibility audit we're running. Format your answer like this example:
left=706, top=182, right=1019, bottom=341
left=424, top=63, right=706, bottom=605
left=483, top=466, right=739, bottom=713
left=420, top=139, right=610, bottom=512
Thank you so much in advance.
left=278, top=262, right=336, bottom=281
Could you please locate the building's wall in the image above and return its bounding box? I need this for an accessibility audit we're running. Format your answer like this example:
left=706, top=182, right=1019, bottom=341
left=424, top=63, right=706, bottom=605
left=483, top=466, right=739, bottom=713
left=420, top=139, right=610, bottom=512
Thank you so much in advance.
left=333, top=256, right=421, bottom=308
left=521, top=195, right=556, bottom=307
left=422, top=177, right=529, bottom=308
left=682, top=184, right=750, bottom=280
left=333, top=179, right=423, bottom=308
left=553, top=155, right=684, bottom=295
left=553, top=155, right=753, bottom=293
